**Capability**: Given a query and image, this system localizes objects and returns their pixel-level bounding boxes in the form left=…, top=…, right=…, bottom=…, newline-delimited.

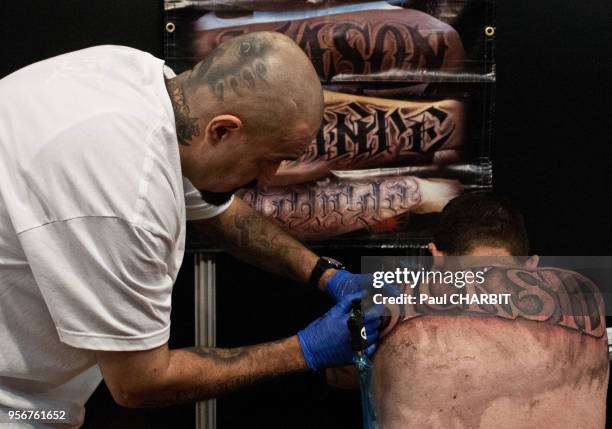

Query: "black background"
left=2, top=0, right=611, bottom=428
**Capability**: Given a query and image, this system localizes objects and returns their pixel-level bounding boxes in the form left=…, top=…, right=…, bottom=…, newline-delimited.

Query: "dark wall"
left=2, top=0, right=611, bottom=428
left=494, top=0, right=612, bottom=255
left=1, top=0, right=163, bottom=77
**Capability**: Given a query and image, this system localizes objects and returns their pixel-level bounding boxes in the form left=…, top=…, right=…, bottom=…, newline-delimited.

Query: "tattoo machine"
left=347, top=299, right=379, bottom=429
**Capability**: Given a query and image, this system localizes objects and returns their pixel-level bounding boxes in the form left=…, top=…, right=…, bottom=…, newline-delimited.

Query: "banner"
left=165, top=0, right=495, bottom=245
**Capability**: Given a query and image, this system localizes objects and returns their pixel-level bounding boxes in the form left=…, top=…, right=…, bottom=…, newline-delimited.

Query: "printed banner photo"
left=165, top=0, right=495, bottom=245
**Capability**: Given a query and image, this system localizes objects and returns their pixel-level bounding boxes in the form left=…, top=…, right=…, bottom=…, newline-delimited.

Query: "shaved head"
left=184, top=31, right=323, bottom=142
left=168, top=31, right=324, bottom=194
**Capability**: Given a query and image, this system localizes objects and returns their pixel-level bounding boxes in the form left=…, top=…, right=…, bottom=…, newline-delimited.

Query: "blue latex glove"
left=325, top=270, right=372, bottom=302
left=297, top=292, right=383, bottom=371
left=326, top=270, right=401, bottom=303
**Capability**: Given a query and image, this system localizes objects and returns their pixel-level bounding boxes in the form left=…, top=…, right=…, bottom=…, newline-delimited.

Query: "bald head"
left=184, top=31, right=323, bottom=141
left=171, top=32, right=324, bottom=193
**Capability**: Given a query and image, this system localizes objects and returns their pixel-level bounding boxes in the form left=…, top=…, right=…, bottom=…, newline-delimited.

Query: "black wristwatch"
left=309, top=256, right=346, bottom=289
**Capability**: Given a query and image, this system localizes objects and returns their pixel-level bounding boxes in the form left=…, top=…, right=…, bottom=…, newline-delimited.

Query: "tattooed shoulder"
left=381, top=267, right=606, bottom=339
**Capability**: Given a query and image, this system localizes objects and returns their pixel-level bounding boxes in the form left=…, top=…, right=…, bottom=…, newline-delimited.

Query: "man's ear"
left=206, top=115, right=243, bottom=144
left=524, top=255, right=539, bottom=269
left=428, top=242, right=445, bottom=257
left=428, top=242, right=446, bottom=269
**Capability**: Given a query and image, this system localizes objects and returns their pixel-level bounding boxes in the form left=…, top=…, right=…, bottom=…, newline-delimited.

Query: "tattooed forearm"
left=236, top=176, right=459, bottom=240
left=271, top=92, right=464, bottom=186
left=134, top=337, right=307, bottom=407
left=192, top=198, right=319, bottom=283
left=193, top=9, right=465, bottom=82
left=239, top=177, right=422, bottom=240
left=165, top=78, right=200, bottom=146
left=380, top=267, right=606, bottom=339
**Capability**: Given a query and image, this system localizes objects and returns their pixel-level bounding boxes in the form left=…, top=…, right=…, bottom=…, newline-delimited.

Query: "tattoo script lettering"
left=382, top=267, right=606, bottom=338
left=237, top=177, right=421, bottom=236
left=293, top=21, right=448, bottom=80
left=202, top=15, right=451, bottom=81
left=296, top=103, right=455, bottom=165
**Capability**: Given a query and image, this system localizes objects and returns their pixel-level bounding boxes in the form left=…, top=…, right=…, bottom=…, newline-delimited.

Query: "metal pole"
left=194, top=252, right=216, bottom=429
left=608, top=328, right=612, bottom=362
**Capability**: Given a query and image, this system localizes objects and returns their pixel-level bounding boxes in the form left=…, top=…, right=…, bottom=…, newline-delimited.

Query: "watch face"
left=322, top=257, right=344, bottom=269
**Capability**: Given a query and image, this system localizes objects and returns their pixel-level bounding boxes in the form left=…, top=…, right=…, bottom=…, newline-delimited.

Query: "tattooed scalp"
left=181, top=31, right=323, bottom=143
left=190, top=33, right=271, bottom=101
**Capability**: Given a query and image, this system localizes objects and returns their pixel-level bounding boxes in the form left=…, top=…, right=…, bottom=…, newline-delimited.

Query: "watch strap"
left=309, top=257, right=345, bottom=289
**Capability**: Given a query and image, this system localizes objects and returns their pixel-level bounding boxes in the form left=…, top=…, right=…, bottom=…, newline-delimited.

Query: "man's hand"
left=297, top=292, right=382, bottom=371
left=324, top=270, right=372, bottom=302
left=95, top=293, right=382, bottom=407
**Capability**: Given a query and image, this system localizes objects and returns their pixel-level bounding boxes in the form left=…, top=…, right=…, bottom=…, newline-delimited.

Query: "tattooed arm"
left=193, top=9, right=465, bottom=81
left=190, top=176, right=458, bottom=278
left=96, top=337, right=306, bottom=407
left=191, top=197, right=332, bottom=286
left=271, top=91, right=465, bottom=186
left=237, top=176, right=461, bottom=240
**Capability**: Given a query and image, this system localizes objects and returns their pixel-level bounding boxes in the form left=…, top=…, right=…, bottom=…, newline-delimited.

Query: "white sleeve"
left=18, top=217, right=174, bottom=351
left=183, top=177, right=234, bottom=221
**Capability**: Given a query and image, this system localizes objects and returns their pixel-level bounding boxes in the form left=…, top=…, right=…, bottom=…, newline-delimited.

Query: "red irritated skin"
left=373, top=316, right=608, bottom=429
left=371, top=262, right=608, bottom=429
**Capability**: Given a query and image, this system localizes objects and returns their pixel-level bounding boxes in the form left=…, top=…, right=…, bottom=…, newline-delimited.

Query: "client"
left=371, top=193, right=608, bottom=428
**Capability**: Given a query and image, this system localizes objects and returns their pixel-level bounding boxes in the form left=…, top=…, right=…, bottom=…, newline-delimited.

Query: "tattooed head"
left=189, top=33, right=271, bottom=101
left=167, top=31, right=323, bottom=196
left=184, top=31, right=323, bottom=139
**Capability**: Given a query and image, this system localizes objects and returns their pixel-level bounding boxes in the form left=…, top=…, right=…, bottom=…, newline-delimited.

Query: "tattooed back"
left=371, top=266, right=609, bottom=428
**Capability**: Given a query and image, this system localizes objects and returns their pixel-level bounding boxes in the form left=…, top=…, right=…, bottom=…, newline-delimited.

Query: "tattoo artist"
left=0, top=30, right=381, bottom=425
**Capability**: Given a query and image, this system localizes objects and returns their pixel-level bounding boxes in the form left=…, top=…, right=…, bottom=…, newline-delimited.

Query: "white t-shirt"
left=0, top=45, right=232, bottom=428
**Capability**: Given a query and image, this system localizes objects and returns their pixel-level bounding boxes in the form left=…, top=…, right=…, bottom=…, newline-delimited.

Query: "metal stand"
left=608, top=328, right=612, bottom=362
left=194, top=253, right=217, bottom=429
